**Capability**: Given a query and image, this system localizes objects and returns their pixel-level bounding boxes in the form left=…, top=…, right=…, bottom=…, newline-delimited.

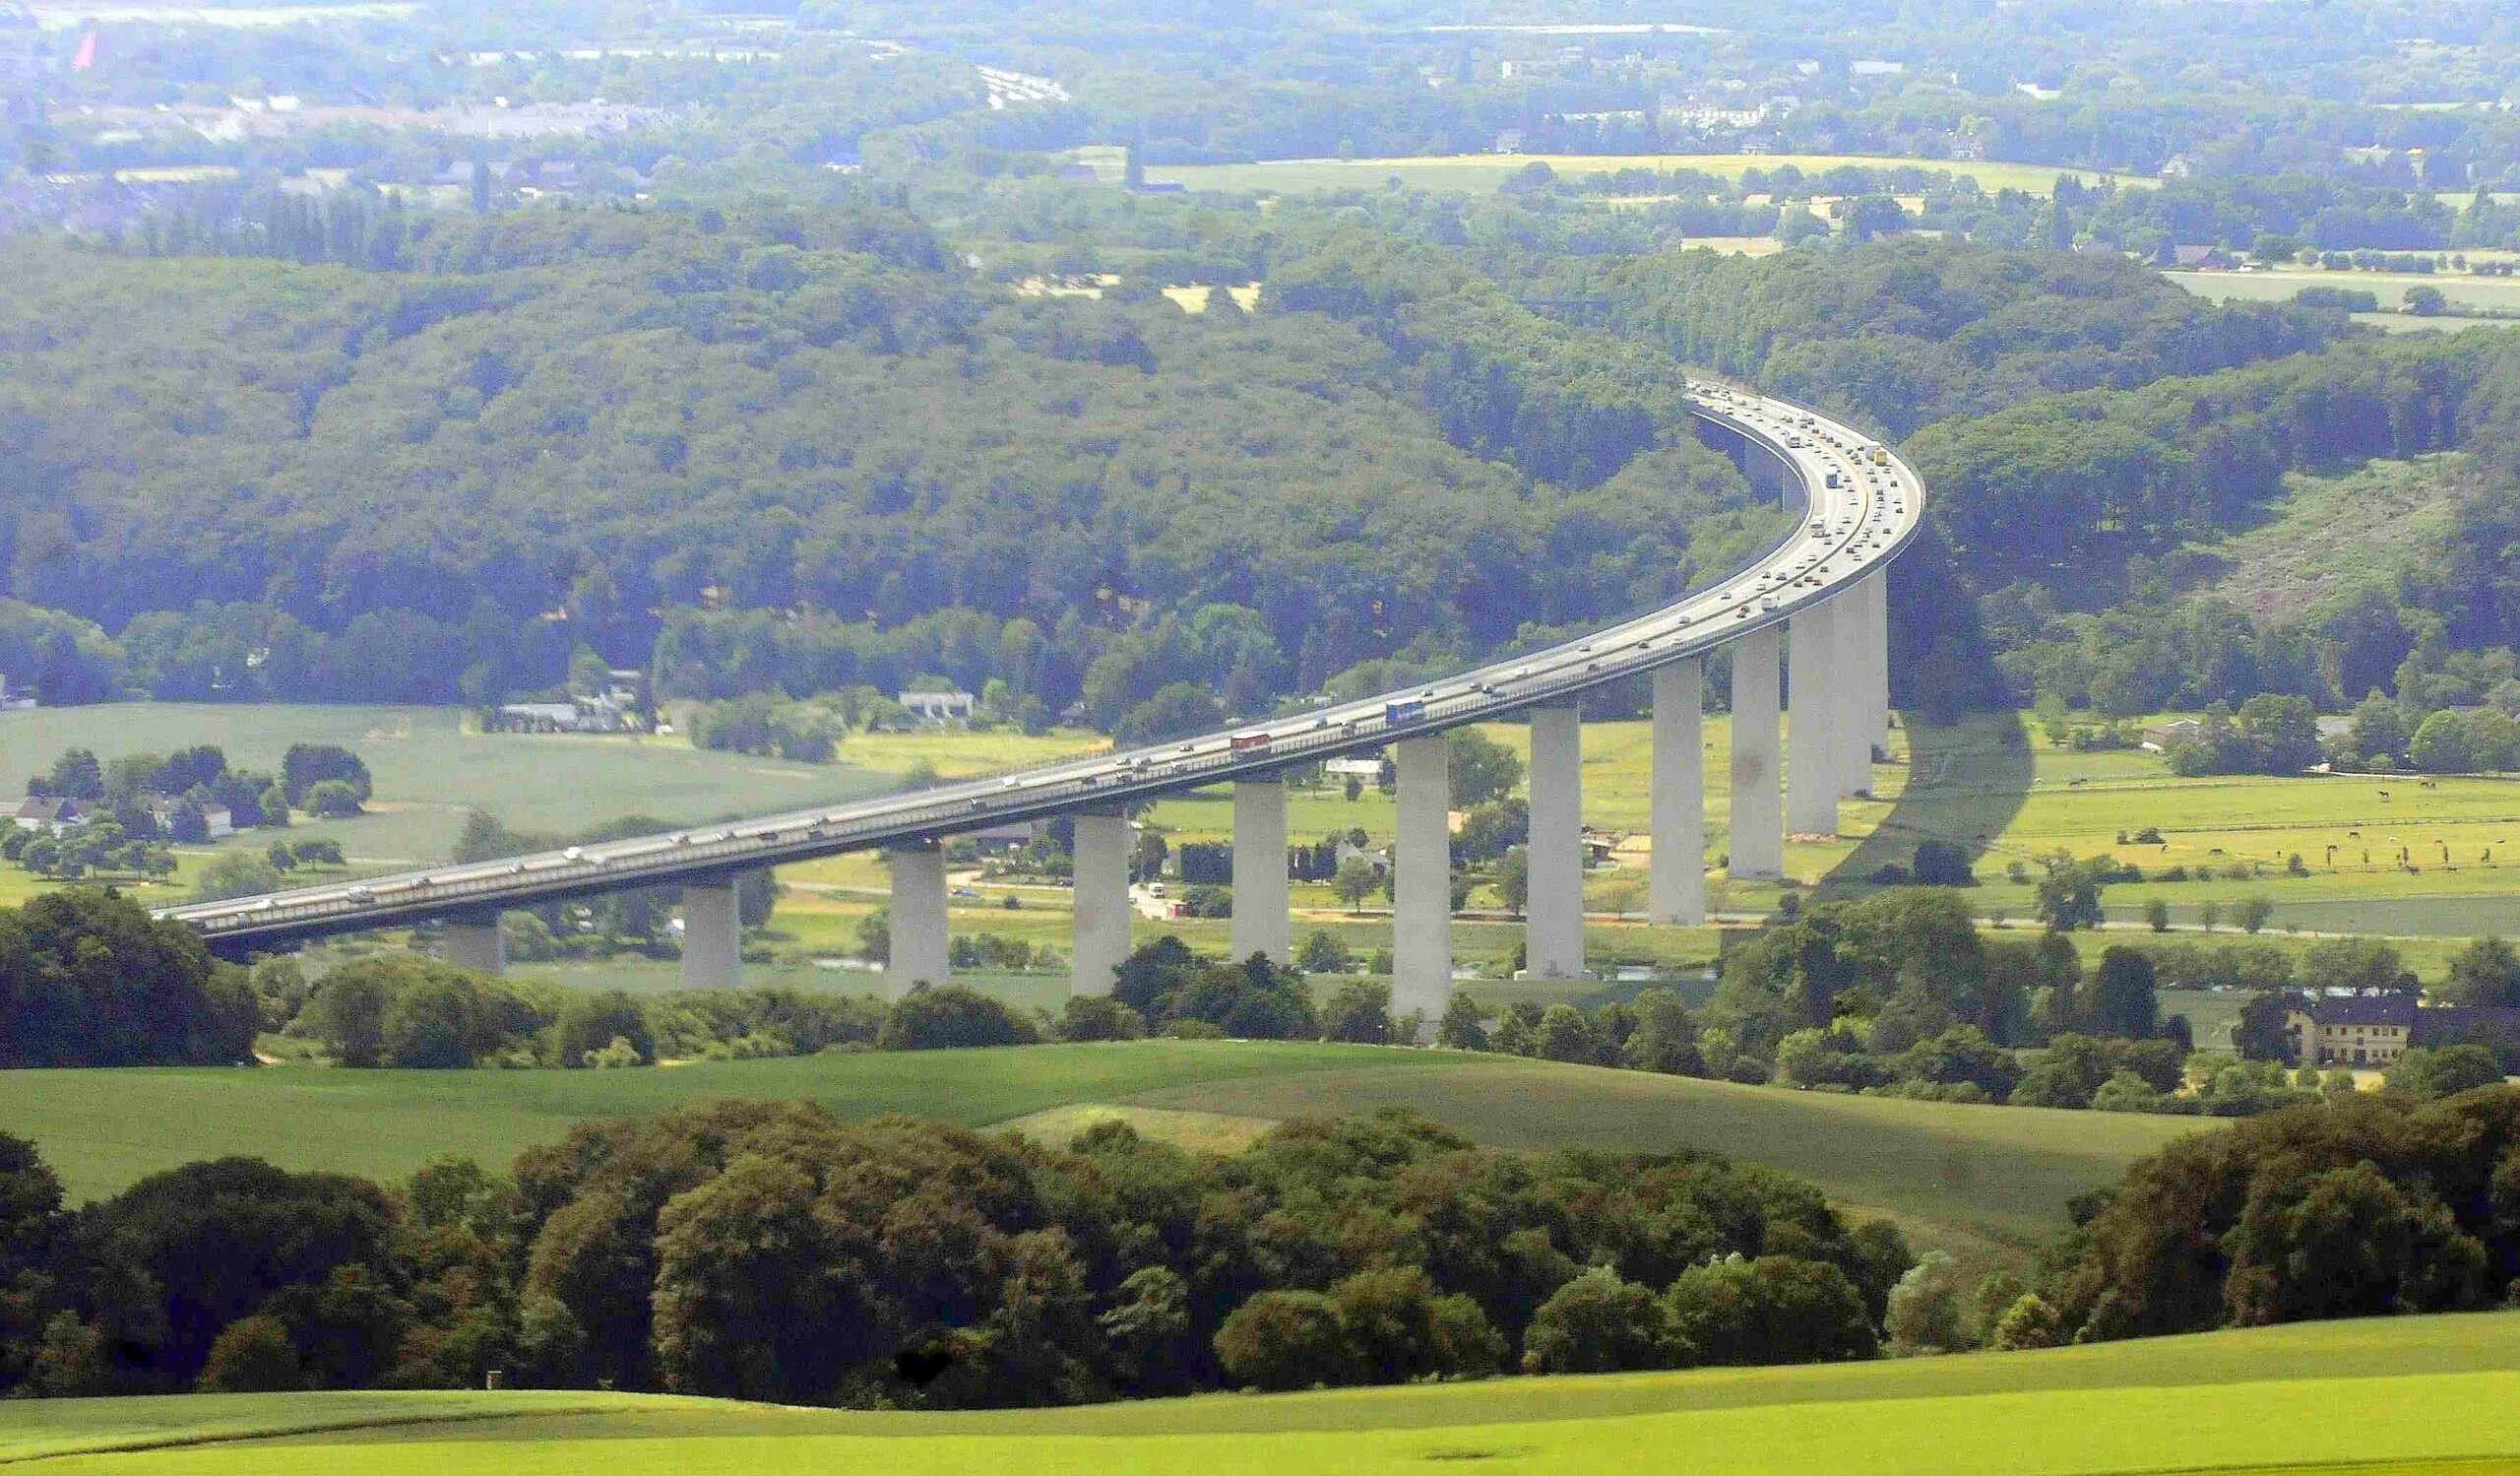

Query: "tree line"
left=0, top=1105, right=1911, bottom=1403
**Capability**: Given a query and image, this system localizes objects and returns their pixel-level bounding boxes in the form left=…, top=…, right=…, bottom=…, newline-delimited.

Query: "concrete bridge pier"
left=441, top=911, right=506, bottom=975
left=1788, top=603, right=1842, bottom=839
left=1649, top=660, right=1706, bottom=927
left=1832, top=589, right=1871, bottom=798
left=679, top=877, right=743, bottom=990
left=1230, top=777, right=1291, bottom=964
left=1526, top=704, right=1585, bottom=980
left=1730, top=623, right=1785, bottom=879
left=1863, top=571, right=1894, bottom=754
left=1070, top=810, right=1131, bottom=996
left=885, top=844, right=949, bottom=996
left=1393, top=733, right=1452, bottom=1028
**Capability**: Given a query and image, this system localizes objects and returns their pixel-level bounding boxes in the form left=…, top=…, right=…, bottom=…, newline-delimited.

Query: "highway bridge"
left=159, top=382, right=1925, bottom=1026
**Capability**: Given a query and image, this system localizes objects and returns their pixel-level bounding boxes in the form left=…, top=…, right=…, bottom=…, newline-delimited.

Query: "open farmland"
left=1132, top=153, right=2128, bottom=197
left=8, top=1315, right=2516, bottom=1476
left=0, top=703, right=884, bottom=869
left=0, top=1041, right=1460, bottom=1201
left=2166, top=267, right=2520, bottom=316
left=1845, top=714, right=2520, bottom=940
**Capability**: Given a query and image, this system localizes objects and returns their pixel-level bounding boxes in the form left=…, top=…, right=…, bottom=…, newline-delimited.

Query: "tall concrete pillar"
left=1393, top=734, right=1452, bottom=1026
left=679, top=878, right=743, bottom=990
left=1230, top=777, right=1291, bottom=964
left=1833, top=588, right=1871, bottom=798
left=1070, top=811, right=1131, bottom=996
left=441, top=911, right=505, bottom=974
left=885, top=845, right=948, bottom=996
left=1730, top=623, right=1784, bottom=880
left=1650, top=660, right=1707, bottom=927
left=1788, top=605, right=1840, bottom=837
left=1865, top=572, right=1894, bottom=752
left=1526, top=704, right=1585, bottom=980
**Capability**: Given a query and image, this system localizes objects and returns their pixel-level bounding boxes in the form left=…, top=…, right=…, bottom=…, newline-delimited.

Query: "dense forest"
left=17, top=209, right=2520, bottom=730
left=0, top=209, right=1778, bottom=725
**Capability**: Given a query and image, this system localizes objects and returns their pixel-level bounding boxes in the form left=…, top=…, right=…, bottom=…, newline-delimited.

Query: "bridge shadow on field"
left=1817, top=528, right=2036, bottom=900
left=1824, top=709, right=2037, bottom=892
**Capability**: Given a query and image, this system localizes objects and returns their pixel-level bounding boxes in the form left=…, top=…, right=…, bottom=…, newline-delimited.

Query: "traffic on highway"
left=159, top=383, right=1924, bottom=948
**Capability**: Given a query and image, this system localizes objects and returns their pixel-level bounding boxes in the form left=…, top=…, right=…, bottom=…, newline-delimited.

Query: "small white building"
left=0, top=674, right=33, bottom=711
left=491, top=692, right=638, bottom=734
left=147, top=797, right=234, bottom=839
left=11, top=798, right=91, bottom=832
left=1324, top=756, right=1384, bottom=781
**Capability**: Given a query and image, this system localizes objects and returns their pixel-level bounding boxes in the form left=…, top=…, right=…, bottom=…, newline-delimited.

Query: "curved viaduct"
left=160, top=383, right=1924, bottom=1025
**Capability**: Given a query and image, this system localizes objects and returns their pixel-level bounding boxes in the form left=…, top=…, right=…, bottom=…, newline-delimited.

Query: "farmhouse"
left=2288, top=995, right=2417, bottom=1067
left=9, top=797, right=91, bottom=832
left=2284, top=995, right=2520, bottom=1067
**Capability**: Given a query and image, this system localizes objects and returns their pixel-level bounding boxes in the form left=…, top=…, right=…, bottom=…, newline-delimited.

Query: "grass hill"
left=0, top=1042, right=1457, bottom=1202
left=2178, top=454, right=2473, bottom=625
left=8, top=1313, right=2516, bottom=1474
left=0, top=1042, right=2208, bottom=1279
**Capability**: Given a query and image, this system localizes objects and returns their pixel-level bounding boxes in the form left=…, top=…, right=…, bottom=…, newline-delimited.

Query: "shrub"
left=1295, top=930, right=1351, bottom=974
left=1319, top=979, right=1393, bottom=1044
left=1520, top=1267, right=1683, bottom=1375
left=301, top=780, right=366, bottom=818
left=1883, top=1251, right=1966, bottom=1354
left=554, top=990, right=654, bottom=1067
left=1664, top=1255, right=1877, bottom=1366
left=2384, top=1045, right=2504, bottom=1101
left=1214, top=1291, right=1354, bottom=1390
left=2090, top=1071, right=2167, bottom=1113
left=196, top=1314, right=307, bottom=1393
left=1436, top=991, right=1489, bottom=1051
left=1986, top=1293, right=2063, bottom=1350
left=1911, top=839, right=1975, bottom=886
left=1057, top=995, right=1145, bottom=1042
left=879, top=985, right=1040, bottom=1051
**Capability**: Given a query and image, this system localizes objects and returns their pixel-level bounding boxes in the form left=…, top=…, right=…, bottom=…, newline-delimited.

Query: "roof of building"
left=2417, top=1004, right=2520, bottom=1046
left=2307, top=994, right=2419, bottom=1028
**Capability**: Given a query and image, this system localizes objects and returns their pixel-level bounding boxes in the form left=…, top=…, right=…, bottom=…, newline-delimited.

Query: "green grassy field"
left=1847, top=713, right=2520, bottom=941
left=0, top=705, right=1103, bottom=876
left=2355, top=311, right=2520, bottom=334
left=11, top=1315, right=2518, bottom=1475
left=0, top=703, right=883, bottom=871
left=1106, top=1054, right=2203, bottom=1274
left=1130, top=152, right=2129, bottom=197
left=0, top=1041, right=2204, bottom=1283
left=0, top=1042, right=1464, bottom=1202
left=2167, top=267, right=2520, bottom=315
